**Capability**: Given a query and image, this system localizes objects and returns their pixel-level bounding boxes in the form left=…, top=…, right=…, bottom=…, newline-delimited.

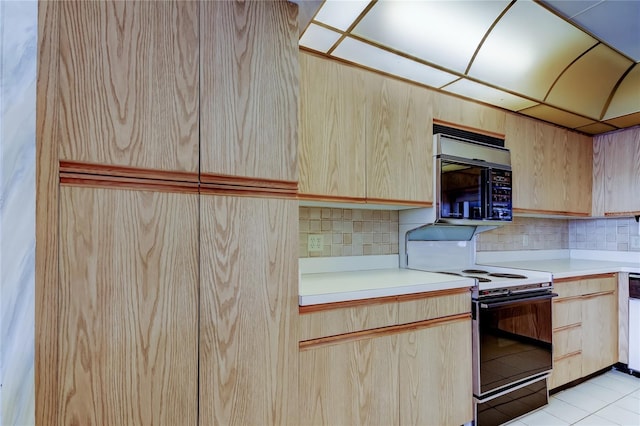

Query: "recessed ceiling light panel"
left=603, top=65, right=640, bottom=120
left=331, top=37, right=458, bottom=89
left=352, top=0, right=510, bottom=73
left=469, top=0, right=597, bottom=100
left=314, top=0, right=371, bottom=32
left=443, top=79, right=538, bottom=111
left=300, top=23, right=342, bottom=53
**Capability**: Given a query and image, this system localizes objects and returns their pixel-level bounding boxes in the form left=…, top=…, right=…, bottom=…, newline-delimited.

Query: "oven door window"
left=478, top=296, right=553, bottom=395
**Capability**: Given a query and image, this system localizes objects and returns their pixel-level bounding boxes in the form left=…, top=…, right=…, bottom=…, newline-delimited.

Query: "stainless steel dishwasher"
left=629, top=274, right=640, bottom=372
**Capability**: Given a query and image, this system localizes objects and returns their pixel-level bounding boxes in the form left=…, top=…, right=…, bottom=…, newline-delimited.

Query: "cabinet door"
left=581, top=292, right=618, bottom=376
left=399, top=318, right=473, bottom=426
left=366, top=74, right=433, bottom=205
left=601, top=127, right=640, bottom=215
left=200, top=195, right=298, bottom=425
left=299, top=334, right=399, bottom=426
left=299, top=52, right=367, bottom=199
left=59, top=1, right=199, bottom=172
left=564, top=131, right=593, bottom=215
left=200, top=1, right=298, bottom=181
left=506, top=114, right=544, bottom=213
left=58, top=187, right=198, bottom=425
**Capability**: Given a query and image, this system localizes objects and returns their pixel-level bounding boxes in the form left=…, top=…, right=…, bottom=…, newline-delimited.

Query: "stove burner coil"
left=467, top=275, right=492, bottom=282
left=435, top=271, right=463, bottom=276
left=462, top=269, right=489, bottom=274
left=488, top=272, right=528, bottom=279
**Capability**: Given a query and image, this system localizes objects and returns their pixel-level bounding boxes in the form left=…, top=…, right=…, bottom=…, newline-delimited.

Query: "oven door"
left=473, top=291, right=555, bottom=397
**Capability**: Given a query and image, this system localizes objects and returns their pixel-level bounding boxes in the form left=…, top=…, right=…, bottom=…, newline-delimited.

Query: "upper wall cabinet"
left=200, top=1, right=298, bottom=182
left=299, top=53, right=367, bottom=200
left=432, top=90, right=506, bottom=136
left=59, top=1, right=199, bottom=173
left=506, top=114, right=592, bottom=216
left=365, top=73, right=433, bottom=205
left=299, top=53, right=433, bottom=206
left=593, top=127, right=640, bottom=216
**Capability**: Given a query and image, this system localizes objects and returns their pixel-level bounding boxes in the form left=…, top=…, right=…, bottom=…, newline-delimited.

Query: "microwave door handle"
left=480, top=293, right=558, bottom=309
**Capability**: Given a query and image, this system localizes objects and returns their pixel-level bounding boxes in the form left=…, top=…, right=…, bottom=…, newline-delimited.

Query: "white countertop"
left=478, top=257, right=640, bottom=279
left=299, top=268, right=473, bottom=306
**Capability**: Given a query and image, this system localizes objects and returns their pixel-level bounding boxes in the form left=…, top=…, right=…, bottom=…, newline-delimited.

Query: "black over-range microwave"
left=435, top=134, right=512, bottom=225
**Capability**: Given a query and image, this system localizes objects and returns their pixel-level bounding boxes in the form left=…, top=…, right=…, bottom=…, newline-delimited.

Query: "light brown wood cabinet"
left=505, top=114, right=593, bottom=217
left=200, top=195, right=299, bottom=425
left=299, top=52, right=434, bottom=206
left=58, top=186, right=199, bottom=425
left=592, top=127, right=640, bottom=216
left=549, top=274, right=618, bottom=390
left=39, top=2, right=300, bottom=425
left=200, top=1, right=298, bottom=182
left=298, top=290, right=473, bottom=426
left=58, top=1, right=200, bottom=173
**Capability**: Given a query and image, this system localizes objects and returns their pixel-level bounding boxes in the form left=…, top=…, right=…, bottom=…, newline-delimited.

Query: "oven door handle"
left=480, top=293, right=557, bottom=309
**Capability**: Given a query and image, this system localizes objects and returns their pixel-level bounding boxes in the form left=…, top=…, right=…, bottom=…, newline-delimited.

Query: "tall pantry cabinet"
left=36, top=1, right=299, bottom=425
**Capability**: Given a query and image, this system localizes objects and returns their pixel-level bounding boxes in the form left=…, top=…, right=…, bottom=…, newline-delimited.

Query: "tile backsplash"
left=299, top=207, right=399, bottom=257
left=476, top=217, right=569, bottom=251
left=298, top=208, right=639, bottom=257
left=569, top=217, right=639, bottom=251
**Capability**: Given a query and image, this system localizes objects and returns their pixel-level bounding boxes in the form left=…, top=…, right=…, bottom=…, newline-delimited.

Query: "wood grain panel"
left=58, top=187, right=198, bottom=425
left=366, top=72, right=433, bottom=204
left=300, top=301, right=397, bottom=341
left=553, top=298, right=582, bottom=329
left=397, top=292, right=470, bottom=325
left=36, top=1, right=61, bottom=423
left=553, top=324, right=582, bottom=358
left=599, top=127, right=640, bottom=214
left=299, top=333, right=399, bottom=426
left=549, top=352, right=582, bottom=390
left=299, top=52, right=367, bottom=199
left=399, top=318, right=473, bottom=426
left=506, top=114, right=542, bottom=212
left=581, top=292, right=618, bottom=376
left=200, top=195, right=298, bottom=426
left=564, top=131, right=593, bottom=215
left=592, top=138, right=606, bottom=216
left=59, top=1, right=199, bottom=172
left=432, top=90, right=507, bottom=135
left=200, top=1, right=298, bottom=181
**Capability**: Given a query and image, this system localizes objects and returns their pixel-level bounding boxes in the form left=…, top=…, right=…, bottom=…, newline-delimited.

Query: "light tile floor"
left=507, top=369, right=640, bottom=426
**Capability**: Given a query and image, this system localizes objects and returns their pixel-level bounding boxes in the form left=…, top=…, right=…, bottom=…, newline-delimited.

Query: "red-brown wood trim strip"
left=580, top=290, right=615, bottom=300
left=553, top=323, right=582, bottom=333
left=60, top=173, right=200, bottom=194
left=200, top=172, right=297, bottom=191
left=297, top=193, right=367, bottom=204
left=365, top=198, right=432, bottom=207
left=553, top=295, right=583, bottom=303
left=605, top=211, right=640, bottom=217
left=554, top=350, right=582, bottom=362
left=513, top=208, right=590, bottom=217
left=553, top=273, right=616, bottom=283
left=432, top=119, right=505, bottom=139
left=59, top=160, right=199, bottom=183
left=299, top=313, right=471, bottom=351
left=200, top=184, right=297, bottom=199
left=299, top=287, right=471, bottom=314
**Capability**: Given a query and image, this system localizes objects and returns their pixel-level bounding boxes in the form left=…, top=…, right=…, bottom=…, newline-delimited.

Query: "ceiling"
left=297, top=0, right=640, bottom=135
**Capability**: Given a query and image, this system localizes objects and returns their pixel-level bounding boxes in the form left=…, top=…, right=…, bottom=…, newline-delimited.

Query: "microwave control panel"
left=488, top=169, right=512, bottom=220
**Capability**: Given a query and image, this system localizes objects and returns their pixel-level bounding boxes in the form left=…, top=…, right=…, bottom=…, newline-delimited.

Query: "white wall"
left=1, top=1, right=37, bottom=424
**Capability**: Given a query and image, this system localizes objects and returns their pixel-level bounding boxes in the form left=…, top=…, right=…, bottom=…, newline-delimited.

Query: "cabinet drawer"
left=553, top=324, right=581, bottom=358
left=554, top=280, right=584, bottom=299
left=582, top=276, right=616, bottom=295
left=553, top=298, right=582, bottom=329
left=300, top=302, right=397, bottom=341
left=549, top=352, right=582, bottom=390
left=397, top=291, right=470, bottom=325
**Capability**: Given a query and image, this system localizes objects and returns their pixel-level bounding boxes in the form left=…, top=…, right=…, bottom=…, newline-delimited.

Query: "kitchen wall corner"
left=0, top=1, right=37, bottom=424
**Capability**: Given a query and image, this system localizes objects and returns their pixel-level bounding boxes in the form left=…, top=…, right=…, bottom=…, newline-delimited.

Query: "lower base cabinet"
left=549, top=275, right=618, bottom=390
left=298, top=292, right=472, bottom=426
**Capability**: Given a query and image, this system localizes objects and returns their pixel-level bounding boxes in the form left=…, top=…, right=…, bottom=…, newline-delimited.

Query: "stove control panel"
left=474, top=282, right=552, bottom=299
